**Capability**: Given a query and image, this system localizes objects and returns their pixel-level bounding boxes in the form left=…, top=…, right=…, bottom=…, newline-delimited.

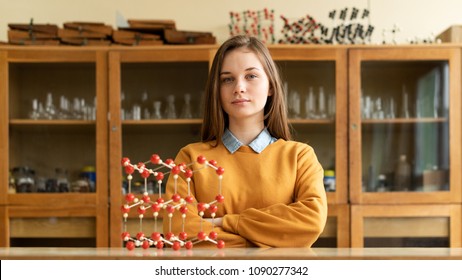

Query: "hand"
left=204, top=217, right=223, bottom=227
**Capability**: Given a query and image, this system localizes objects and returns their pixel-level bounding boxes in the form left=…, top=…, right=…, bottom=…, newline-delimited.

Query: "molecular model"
left=279, top=14, right=322, bottom=44
left=120, top=154, right=225, bottom=251
left=279, top=7, right=374, bottom=45
left=228, top=8, right=276, bottom=44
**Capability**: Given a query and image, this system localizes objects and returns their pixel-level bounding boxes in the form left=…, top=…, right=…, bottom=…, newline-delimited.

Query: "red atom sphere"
left=121, top=157, right=130, bottom=166
left=136, top=232, right=145, bottom=240
left=209, top=231, right=218, bottom=240
left=150, top=154, right=160, bottom=164
left=166, top=205, right=175, bottom=214
left=217, top=240, right=225, bottom=249
left=156, top=197, right=164, bottom=205
left=141, top=169, right=150, bottom=178
left=171, top=166, right=181, bottom=175
left=156, top=241, right=164, bottom=249
left=208, top=159, right=217, bottom=167
left=152, top=203, right=161, bottom=212
left=177, top=162, right=186, bottom=169
left=121, top=205, right=130, bottom=213
left=126, top=241, right=135, bottom=250
left=142, top=240, right=150, bottom=249
left=197, top=155, right=206, bottom=164
left=216, top=167, right=225, bottom=175
left=172, top=241, right=181, bottom=251
left=179, top=205, right=188, bottom=214
left=155, top=172, right=164, bottom=181
left=165, top=232, right=175, bottom=241
left=197, top=203, right=206, bottom=212
left=137, top=206, right=146, bottom=215
left=209, top=204, right=218, bottom=213
left=125, top=193, right=135, bottom=203
left=185, top=241, right=193, bottom=250
left=165, top=158, right=174, bottom=166
left=137, top=162, right=145, bottom=170
left=197, top=231, right=207, bottom=240
left=185, top=195, right=194, bottom=203
left=184, top=169, right=193, bottom=178
left=142, top=195, right=150, bottom=203
left=179, top=232, right=188, bottom=240
left=121, top=232, right=130, bottom=240
left=172, top=193, right=181, bottom=202
left=215, top=194, right=225, bottom=203
left=124, top=165, right=134, bottom=175
left=151, top=232, right=162, bottom=241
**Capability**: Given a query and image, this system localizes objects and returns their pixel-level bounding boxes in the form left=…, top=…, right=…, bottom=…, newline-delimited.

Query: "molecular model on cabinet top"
left=121, top=154, right=225, bottom=251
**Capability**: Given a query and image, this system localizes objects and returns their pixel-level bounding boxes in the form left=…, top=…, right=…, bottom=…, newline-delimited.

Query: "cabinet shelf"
left=122, top=119, right=202, bottom=125
left=8, top=193, right=98, bottom=207
left=361, top=117, right=447, bottom=124
left=10, top=119, right=96, bottom=125
left=289, top=119, right=335, bottom=124
left=121, top=119, right=336, bottom=125
left=9, top=119, right=96, bottom=133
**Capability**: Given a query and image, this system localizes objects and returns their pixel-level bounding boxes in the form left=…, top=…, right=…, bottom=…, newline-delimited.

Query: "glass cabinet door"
left=0, top=48, right=109, bottom=247
left=349, top=47, right=461, bottom=204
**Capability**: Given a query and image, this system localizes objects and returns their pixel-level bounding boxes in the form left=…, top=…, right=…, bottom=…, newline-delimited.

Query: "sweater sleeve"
left=162, top=146, right=251, bottom=248
left=222, top=144, right=328, bottom=247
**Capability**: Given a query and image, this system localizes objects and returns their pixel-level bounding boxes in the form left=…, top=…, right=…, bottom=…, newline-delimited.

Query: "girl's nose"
left=234, top=79, right=246, bottom=94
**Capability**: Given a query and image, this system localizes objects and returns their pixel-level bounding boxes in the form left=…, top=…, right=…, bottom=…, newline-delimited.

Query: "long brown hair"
left=201, top=35, right=292, bottom=144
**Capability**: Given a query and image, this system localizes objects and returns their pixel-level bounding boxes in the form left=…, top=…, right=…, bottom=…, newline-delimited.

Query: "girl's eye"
left=246, top=74, right=257, bottom=79
left=221, top=77, right=233, bottom=83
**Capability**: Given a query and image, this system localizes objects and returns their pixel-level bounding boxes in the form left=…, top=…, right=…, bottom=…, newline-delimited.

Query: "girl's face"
left=219, top=47, right=271, bottom=124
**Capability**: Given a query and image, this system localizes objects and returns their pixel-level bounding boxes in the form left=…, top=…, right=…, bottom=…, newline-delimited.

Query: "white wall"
left=1, top=0, right=462, bottom=44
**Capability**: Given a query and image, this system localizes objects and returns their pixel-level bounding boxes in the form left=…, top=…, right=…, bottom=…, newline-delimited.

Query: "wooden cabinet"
left=348, top=46, right=462, bottom=247
left=1, top=44, right=461, bottom=248
left=0, top=47, right=109, bottom=247
left=349, top=46, right=461, bottom=204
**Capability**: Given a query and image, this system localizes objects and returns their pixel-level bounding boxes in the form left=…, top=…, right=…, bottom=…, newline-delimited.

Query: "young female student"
left=162, top=35, right=327, bottom=247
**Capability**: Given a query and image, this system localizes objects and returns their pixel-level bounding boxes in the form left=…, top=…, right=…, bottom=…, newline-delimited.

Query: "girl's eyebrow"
left=220, top=67, right=262, bottom=75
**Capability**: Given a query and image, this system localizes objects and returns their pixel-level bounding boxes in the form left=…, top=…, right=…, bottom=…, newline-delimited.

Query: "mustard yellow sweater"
left=162, top=139, right=327, bottom=247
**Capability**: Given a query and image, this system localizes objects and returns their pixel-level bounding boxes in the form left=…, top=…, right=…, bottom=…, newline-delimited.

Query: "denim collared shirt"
left=222, top=128, right=277, bottom=154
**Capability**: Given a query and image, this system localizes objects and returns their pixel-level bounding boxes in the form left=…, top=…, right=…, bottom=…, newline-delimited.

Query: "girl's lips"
left=232, top=99, right=250, bottom=104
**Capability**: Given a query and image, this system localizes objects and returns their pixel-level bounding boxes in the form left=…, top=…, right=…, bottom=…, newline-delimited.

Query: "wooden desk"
left=1, top=247, right=462, bottom=260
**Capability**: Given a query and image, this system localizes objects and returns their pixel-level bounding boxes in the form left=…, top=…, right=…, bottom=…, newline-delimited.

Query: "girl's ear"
left=268, top=86, right=274, bottom=96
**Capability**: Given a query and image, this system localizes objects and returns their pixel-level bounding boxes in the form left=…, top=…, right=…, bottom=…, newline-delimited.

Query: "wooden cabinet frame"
left=351, top=204, right=462, bottom=247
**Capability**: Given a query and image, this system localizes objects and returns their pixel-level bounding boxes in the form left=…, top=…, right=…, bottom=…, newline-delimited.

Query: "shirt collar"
left=222, top=128, right=276, bottom=154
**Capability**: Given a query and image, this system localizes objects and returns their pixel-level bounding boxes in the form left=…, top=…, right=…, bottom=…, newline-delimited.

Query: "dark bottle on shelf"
left=56, top=168, right=70, bottom=192
left=12, top=166, right=35, bottom=193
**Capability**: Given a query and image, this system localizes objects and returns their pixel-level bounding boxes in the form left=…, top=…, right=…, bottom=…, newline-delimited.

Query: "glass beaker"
left=165, top=94, right=177, bottom=119
left=152, top=101, right=162, bottom=119
left=180, top=93, right=193, bottom=119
